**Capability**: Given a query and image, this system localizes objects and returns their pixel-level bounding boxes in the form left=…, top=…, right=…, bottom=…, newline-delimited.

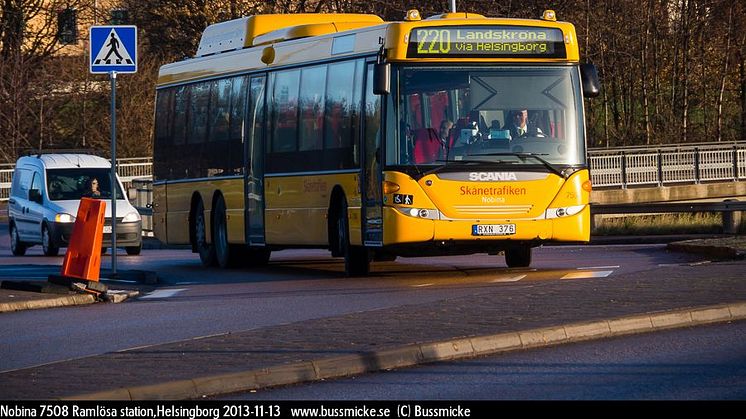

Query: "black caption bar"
left=0, top=401, right=720, bottom=418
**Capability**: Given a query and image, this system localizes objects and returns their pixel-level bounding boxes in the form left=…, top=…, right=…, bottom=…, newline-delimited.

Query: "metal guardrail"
left=591, top=200, right=746, bottom=215
left=591, top=200, right=746, bottom=235
left=0, top=157, right=152, bottom=201
left=3, top=143, right=746, bottom=197
left=588, top=142, right=746, bottom=188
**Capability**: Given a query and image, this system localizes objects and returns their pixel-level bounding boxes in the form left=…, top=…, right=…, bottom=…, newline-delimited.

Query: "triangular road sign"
left=93, top=29, right=134, bottom=65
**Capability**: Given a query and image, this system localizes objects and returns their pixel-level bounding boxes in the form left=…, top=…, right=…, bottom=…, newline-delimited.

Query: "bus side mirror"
left=373, top=63, right=390, bottom=95
left=580, top=64, right=601, bottom=98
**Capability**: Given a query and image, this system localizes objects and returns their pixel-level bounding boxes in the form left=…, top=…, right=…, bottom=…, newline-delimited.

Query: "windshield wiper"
left=421, top=159, right=493, bottom=177
left=476, top=152, right=565, bottom=177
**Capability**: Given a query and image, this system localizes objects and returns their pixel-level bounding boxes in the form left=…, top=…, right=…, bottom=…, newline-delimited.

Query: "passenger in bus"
left=508, top=109, right=545, bottom=139
left=439, top=119, right=454, bottom=152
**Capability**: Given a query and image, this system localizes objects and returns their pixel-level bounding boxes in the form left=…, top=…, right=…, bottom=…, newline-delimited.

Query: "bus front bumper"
left=382, top=206, right=590, bottom=246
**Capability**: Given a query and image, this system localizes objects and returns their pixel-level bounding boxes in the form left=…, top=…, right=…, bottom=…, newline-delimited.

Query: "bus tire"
left=337, top=199, right=370, bottom=276
left=194, top=199, right=216, bottom=267
left=505, top=246, right=532, bottom=268
left=212, top=196, right=236, bottom=268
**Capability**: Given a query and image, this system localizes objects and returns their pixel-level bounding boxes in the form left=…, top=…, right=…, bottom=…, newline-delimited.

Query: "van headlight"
left=55, top=213, right=76, bottom=223
left=545, top=205, right=585, bottom=219
left=122, top=211, right=141, bottom=223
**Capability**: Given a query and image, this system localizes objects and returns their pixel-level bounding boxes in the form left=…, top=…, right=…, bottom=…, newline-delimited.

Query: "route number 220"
left=416, top=29, right=452, bottom=54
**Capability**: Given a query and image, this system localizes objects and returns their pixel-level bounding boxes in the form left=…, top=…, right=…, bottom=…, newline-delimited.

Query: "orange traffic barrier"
left=60, top=197, right=106, bottom=282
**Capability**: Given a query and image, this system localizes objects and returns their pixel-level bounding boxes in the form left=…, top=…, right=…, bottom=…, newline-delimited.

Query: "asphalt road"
left=0, top=222, right=707, bottom=373
left=225, top=320, right=746, bottom=400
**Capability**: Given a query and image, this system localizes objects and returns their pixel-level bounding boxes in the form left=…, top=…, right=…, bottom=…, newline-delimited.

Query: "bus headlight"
left=545, top=205, right=585, bottom=219
left=122, top=211, right=141, bottom=223
left=397, top=207, right=441, bottom=220
left=55, top=213, right=76, bottom=223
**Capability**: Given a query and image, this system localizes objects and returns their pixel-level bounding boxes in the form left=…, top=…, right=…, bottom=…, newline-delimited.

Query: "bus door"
left=361, top=63, right=383, bottom=246
left=245, top=75, right=267, bottom=245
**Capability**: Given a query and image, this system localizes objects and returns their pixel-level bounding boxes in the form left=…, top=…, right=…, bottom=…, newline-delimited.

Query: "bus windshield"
left=388, top=66, right=585, bottom=170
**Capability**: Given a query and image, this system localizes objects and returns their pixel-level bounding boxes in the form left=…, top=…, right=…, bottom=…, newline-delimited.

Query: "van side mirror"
left=580, top=64, right=601, bottom=98
left=373, top=63, right=390, bottom=95
left=29, top=188, right=42, bottom=204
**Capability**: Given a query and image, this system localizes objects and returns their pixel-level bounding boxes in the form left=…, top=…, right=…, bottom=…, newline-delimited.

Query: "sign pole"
left=90, top=25, right=136, bottom=278
left=110, top=70, right=117, bottom=276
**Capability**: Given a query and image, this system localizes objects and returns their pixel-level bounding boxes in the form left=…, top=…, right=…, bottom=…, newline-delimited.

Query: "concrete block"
left=519, top=327, right=568, bottom=347
left=470, top=333, right=522, bottom=355
left=420, top=339, right=475, bottom=362
left=608, top=315, right=653, bottom=334
left=564, top=321, right=611, bottom=340
left=518, top=330, right=545, bottom=347
left=127, top=379, right=198, bottom=400
left=193, top=371, right=259, bottom=397
left=518, top=330, right=544, bottom=348
left=650, top=311, right=692, bottom=329
left=367, top=345, right=423, bottom=370
left=254, top=362, right=317, bottom=388
left=728, top=303, right=746, bottom=319
left=539, top=327, right=568, bottom=344
left=690, top=307, right=732, bottom=323
left=313, top=354, right=372, bottom=379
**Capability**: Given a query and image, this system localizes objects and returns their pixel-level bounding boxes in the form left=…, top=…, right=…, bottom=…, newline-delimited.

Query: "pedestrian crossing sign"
left=89, top=26, right=137, bottom=74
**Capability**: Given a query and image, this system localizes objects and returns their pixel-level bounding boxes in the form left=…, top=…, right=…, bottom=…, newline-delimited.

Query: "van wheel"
left=194, top=199, right=216, bottom=267
left=212, top=196, right=236, bottom=268
left=505, top=246, right=532, bottom=268
left=125, top=244, right=142, bottom=255
left=42, top=224, right=59, bottom=256
left=337, top=199, right=369, bottom=276
left=10, top=223, right=27, bottom=256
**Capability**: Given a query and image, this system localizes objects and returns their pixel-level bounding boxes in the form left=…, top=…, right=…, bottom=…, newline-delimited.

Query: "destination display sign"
left=407, top=26, right=566, bottom=59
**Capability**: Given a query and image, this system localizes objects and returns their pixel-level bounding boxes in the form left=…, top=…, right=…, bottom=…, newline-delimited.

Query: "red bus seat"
left=412, top=128, right=441, bottom=164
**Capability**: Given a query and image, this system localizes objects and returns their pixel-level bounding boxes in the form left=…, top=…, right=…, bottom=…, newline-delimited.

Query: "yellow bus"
left=152, top=9, right=600, bottom=275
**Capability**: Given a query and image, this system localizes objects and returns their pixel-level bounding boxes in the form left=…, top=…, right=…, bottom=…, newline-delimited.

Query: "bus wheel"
left=505, top=246, right=532, bottom=268
left=212, top=196, right=236, bottom=268
left=194, top=200, right=216, bottom=267
left=337, top=199, right=370, bottom=276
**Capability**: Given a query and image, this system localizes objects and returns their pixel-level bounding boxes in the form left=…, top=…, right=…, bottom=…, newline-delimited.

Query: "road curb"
left=667, top=240, right=745, bottom=259
left=0, top=293, right=95, bottom=313
left=66, top=301, right=746, bottom=401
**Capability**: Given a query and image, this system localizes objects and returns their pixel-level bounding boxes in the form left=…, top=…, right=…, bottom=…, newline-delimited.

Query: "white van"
left=8, top=153, right=142, bottom=256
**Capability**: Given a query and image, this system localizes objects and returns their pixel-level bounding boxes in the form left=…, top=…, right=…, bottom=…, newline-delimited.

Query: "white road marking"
left=139, top=288, right=187, bottom=299
left=491, top=274, right=526, bottom=283
left=104, top=279, right=138, bottom=284
left=561, top=270, right=614, bottom=280
left=688, top=260, right=711, bottom=266
left=412, top=283, right=433, bottom=288
left=577, top=265, right=620, bottom=270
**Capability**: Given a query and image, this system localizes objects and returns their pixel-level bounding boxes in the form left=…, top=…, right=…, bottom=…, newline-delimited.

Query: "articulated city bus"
left=152, top=9, right=600, bottom=275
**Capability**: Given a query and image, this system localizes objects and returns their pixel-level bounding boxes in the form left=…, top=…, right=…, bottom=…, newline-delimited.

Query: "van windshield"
left=46, top=168, right=124, bottom=201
